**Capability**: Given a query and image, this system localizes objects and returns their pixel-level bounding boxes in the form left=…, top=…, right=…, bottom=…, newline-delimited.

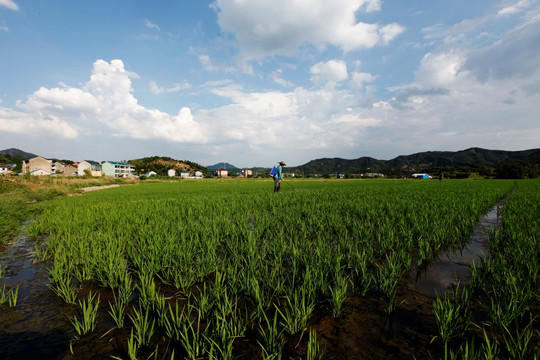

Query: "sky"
left=1, top=0, right=539, bottom=167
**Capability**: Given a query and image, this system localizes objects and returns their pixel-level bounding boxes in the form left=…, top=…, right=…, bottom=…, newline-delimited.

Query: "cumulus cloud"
left=212, top=0, right=404, bottom=58
left=349, top=72, right=376, bottom=90
left=310, top=60, right=348, bottom=87
left=0, top=0, right=18, bottom=11
left=3, top=59, right=207, bottom=142
left=415, top=50, right=467, bottom=87
left=0, top=107, right=78, bottom=139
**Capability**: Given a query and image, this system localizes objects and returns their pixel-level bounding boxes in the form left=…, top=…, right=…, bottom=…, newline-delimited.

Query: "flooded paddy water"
left=0, top=201, right=505, bottom=359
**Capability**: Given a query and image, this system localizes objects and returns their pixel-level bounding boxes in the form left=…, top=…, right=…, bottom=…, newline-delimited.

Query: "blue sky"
left=1, top=0, right=539, bottom=167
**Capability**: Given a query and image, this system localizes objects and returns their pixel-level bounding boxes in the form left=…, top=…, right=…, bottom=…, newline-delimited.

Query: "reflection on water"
left=410, top=201, right=504, bottom=297
left=0, top=222, right=74, bottom=359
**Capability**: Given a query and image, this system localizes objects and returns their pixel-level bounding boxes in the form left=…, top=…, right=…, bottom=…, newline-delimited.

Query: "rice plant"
left=258, top=310, right=285, bottom=360
left=329, top=272, right=348, bottom=318
left=49, top=274, right=77, bottom=304
left=499, top=317, right=536, bottom=360
left=0, top=283, right=19, bottom=307
left=306, top=328, right=326, bottom=360
left=71, top=291, right=100, bottom=336
left=129, top=307, right=156, bottom=348
left=277, top=286, right=316, bottom=335
left=178, top=309, right=210, bottom=360
left=108, top=293, right=126, bottom=329
left=432, top=284, right=471, bottom=357
left=164, top=302, right=188, bottom=342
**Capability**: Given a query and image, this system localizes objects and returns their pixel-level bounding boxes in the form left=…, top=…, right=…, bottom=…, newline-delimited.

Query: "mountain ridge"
left=289, top=147, right=540, bottom=177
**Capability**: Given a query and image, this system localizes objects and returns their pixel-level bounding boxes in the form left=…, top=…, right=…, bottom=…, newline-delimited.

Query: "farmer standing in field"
left=273, top=161, right=286, bottom=193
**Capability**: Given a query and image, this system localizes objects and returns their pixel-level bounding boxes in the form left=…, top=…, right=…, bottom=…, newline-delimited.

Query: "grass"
left=0, top=174, right=129, bottom=245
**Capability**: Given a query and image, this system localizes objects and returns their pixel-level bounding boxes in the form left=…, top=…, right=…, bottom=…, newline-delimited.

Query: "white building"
left=78, top=160, right=103, bottom=177
left=168, top=169, right=176, bottom=177
left=102, top=161, right=135, bottom=178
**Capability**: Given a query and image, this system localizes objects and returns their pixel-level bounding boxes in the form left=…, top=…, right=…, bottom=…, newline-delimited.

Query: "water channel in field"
left=0, top=200, right=505, bottom=359
left=409, top=199, right=505, bottom=298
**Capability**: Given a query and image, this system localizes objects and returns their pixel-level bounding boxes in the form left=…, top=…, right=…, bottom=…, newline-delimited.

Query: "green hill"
left=128, top=156, right=208, bottom=176
left=289, top=148, right=540, bottom=179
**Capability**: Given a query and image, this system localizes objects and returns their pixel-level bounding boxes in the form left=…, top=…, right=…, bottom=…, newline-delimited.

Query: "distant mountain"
left=206, top=162, right=239, bottom=170
left=0, top=148, right=37, bottom=160
left=385, top=147, right=540, bottom=167
left=289, top=147, right=540, bottom=178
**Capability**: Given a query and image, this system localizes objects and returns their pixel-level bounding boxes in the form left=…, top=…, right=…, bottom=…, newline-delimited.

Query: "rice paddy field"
left=0, top=178, right=538, bottom=359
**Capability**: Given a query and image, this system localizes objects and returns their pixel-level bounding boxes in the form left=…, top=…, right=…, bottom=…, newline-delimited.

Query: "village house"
left=180, top=171, right=189, bottom=179
left=168, top=169, right=176, bottom=177
left=62, top=164, right=78, bottom=176
left=23, top=156, right=52, bottom=175
left=30, top=168, right=53, bottom=176
left=240, top=169, right=252, bottom=178
left=78, top=160, right=103, bottom=177
left=52, top=162, right=78, bottom=176
left=101, top=161, right=135, bottom=178
left=214, top=168, right=228, bottom=177
left=0, top=164, right=15, bottom=174
left=194, top=171, right=203, bottom=178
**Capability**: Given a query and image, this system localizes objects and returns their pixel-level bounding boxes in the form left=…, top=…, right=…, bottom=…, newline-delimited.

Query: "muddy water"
left=409, top=201, right=504, bottom=298
left=0, top=201, right=505, bottom=360
left=0, top=222, right=75, bottom=359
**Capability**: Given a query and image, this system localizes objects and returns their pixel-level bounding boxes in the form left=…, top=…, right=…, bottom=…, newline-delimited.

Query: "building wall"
left=63, top=165, right=77, bottom=176
left=102, top=162, right=134, bottom=177
left=24, top=157, right=52, bottom=174
left=78, top=161, right=91, bottom=176
left=78, top=161, right=102, bottom=176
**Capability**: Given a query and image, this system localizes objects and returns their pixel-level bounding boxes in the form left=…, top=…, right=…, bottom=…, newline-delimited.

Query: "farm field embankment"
left=0, top=178, right=538, bottom=359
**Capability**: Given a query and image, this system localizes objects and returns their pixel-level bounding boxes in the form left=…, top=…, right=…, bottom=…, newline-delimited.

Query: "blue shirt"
left=275, top=165, right=283, bottom=180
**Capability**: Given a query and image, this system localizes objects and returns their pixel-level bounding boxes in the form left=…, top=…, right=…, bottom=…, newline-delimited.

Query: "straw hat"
left=279, top=161, right=286, bottom=166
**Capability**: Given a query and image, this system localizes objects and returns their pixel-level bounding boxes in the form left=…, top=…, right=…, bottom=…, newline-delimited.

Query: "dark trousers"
left=273, top=176, right=281, bottom=192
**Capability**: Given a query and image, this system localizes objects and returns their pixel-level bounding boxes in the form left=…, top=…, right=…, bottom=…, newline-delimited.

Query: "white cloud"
left=198, top=53, right=238, bottom=73
left=497, top=0, right=533, bottom=16
left=0, top=107, right=78, bottom=139
left=414, top=50, right=466, bottom=87
left=349, top=72, right=376, bottom=90
left=310, top=60, right=348, bottom=87
left=149, top=80, right=191, bottom=94
left=3, top=59, right=208, bottom=143
left=0, top=0, right=18, bottom=11
left=268, top=69, right=293, bottom=87
left=211, top=87, right=298, bottom=118
left=212, top=0, right=404, bottom=58
left=144, top=19, right=160, bottom=30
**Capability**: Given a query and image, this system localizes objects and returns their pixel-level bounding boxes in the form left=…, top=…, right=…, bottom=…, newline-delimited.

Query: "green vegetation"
left=290, top=147, right=540, bottom=179
left=128, top=156, right=208, bottom=177
left=0, top=175, right=131, bottom=246
left=2, top=178, right=538, bottom=358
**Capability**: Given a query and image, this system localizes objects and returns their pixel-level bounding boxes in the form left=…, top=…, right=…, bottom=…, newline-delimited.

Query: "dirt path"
left=79, top=184, right=121, bottom=192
